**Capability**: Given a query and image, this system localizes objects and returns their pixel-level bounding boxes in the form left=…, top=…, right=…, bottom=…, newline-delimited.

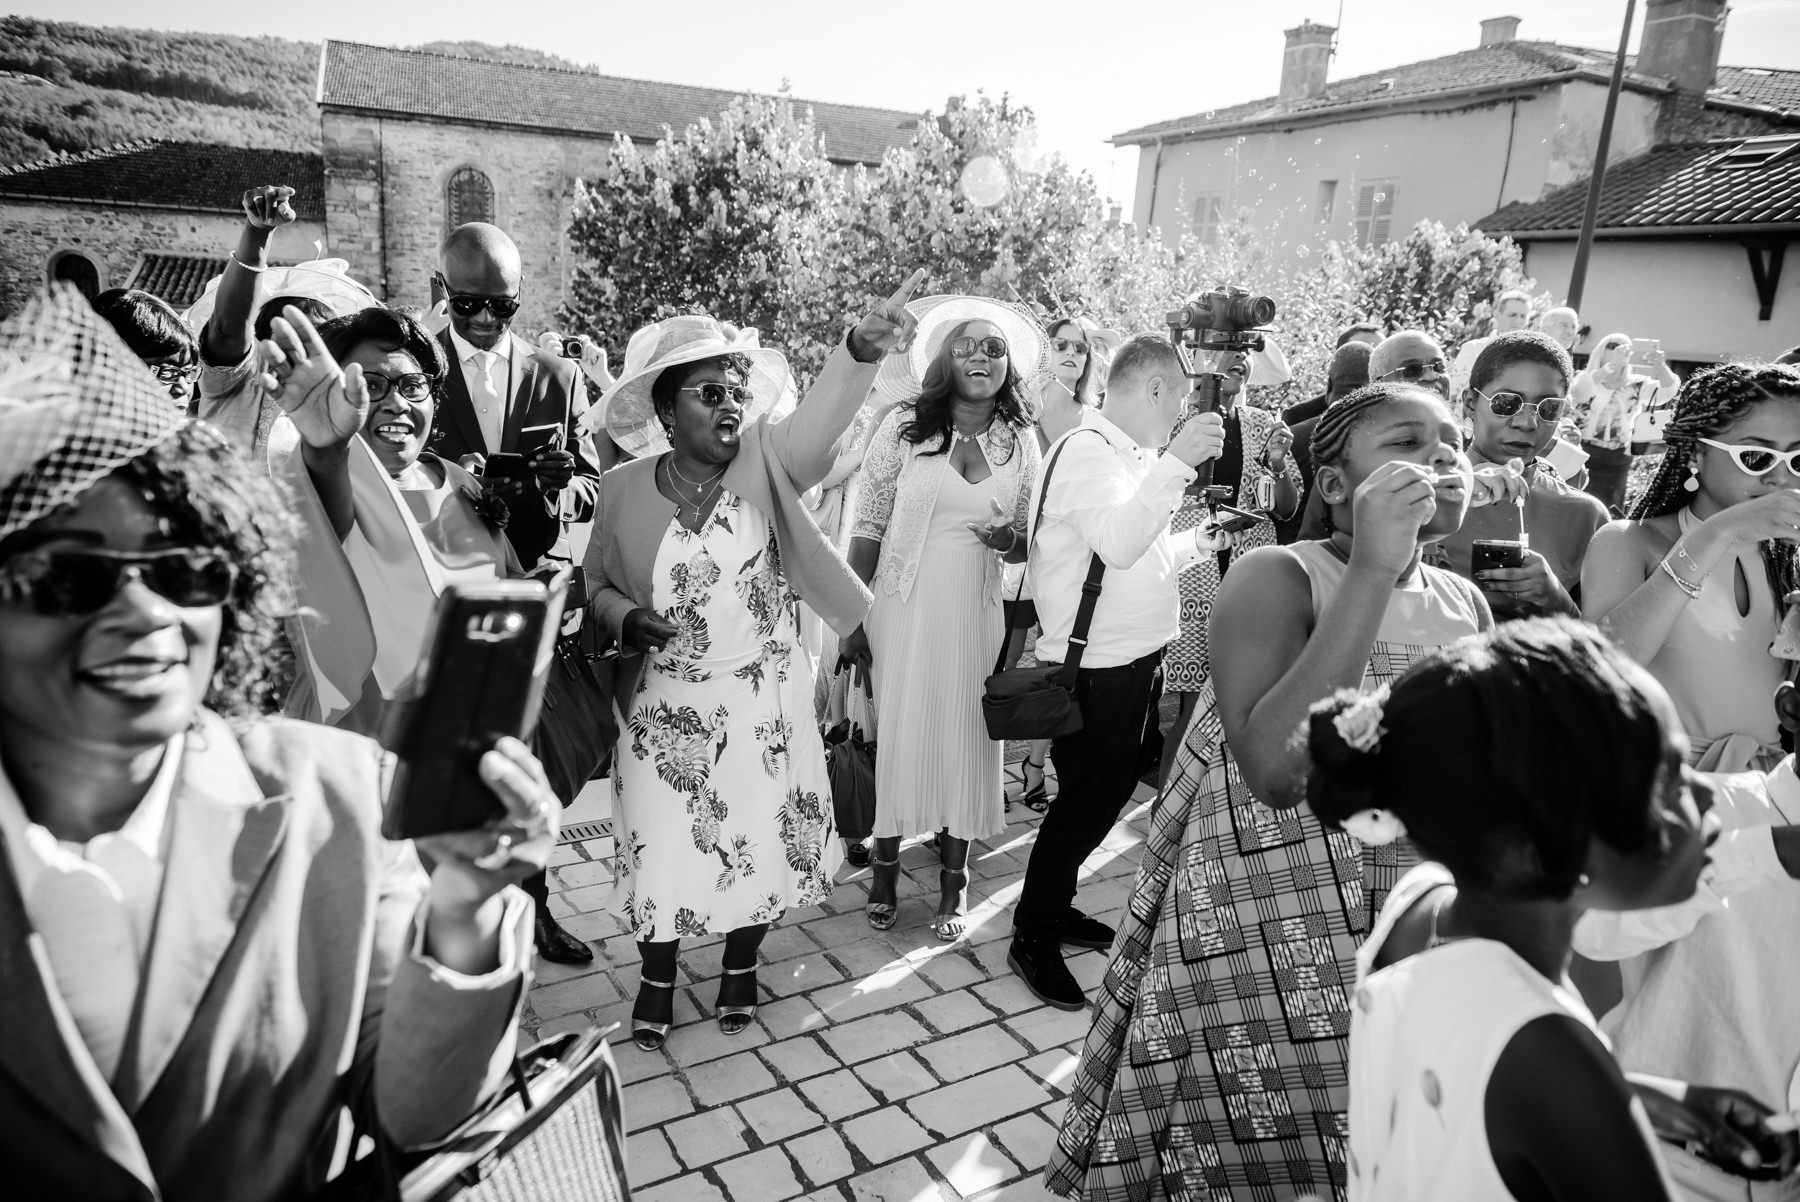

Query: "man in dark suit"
left=429, top=223, right=610, bottom=570
left=429, top=223, right=607, bottom=964
left=1276, top=340, right=1371, bottom=544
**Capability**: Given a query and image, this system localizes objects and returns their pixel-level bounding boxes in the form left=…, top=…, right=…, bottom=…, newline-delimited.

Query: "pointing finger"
left=886, top=268, right=927, bottom=308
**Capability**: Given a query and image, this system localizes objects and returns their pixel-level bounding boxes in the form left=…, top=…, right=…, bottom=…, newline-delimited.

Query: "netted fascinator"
left=0, top=284, right=186, bottom=543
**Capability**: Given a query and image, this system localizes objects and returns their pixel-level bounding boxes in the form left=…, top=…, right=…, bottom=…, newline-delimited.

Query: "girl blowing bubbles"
left=1318, top=619, right=1730, bottom=1201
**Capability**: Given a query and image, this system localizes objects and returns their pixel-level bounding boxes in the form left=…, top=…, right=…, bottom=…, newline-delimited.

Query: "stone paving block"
left=916, top=1024, right=1032, bottom=1083
left=758, top=994, right=830, bottom=1040
left=817, top=1010, right=930, bottom=1065
left=972, top=974, right=1047, bottom=1016
left=561, top=909, right=625, bottom=942
left=847, top=1157, right=941, bottom=1202
left=762, top=953, right=852, bottom=999
left=613, top=1041, right=677, bottom=1084
left=549, top=843, right=586, bottom=868
left=546, top=892, right=576, bottom=919
left=528, top=971, right=624, bottom=1019
left=784, top=1127, right=855, bottom=1187
left=738, top=1087, right=824, bottom=1144
left=907, top=1065, right=1053, bottom=1139
left=914, top=990, right=1000, bottom=1036
left=1019, top=1048, right=1080, bottom=1095
left=915, top=953, right=986, bottom=991
left=691, top=1049, right=778, bottom=1107
left=555, top=859, right=612, bottom=889
left=532, top=1012, right=595, bottom=1040
left=626, top=1128, right=681, bottom=1185
left=841, top=1104, right=933, bottom=1165
left=668, top=1016, right=771, bottom=1067
left=626, top=1073, right=695, bottom=1131
left=560, top=881, right=612, bottom=913
left=992, top=1112, right=1061, bottom=1179
left=759, top=1034, right=839, bottom=1082
left=762, top=924, right=827, bottom=962
left=531, top=954, right=608, bottom=986
left=1040, top=1097, right=1068, bottom=1128
left=855, top=1051, right=939, bottom=1103
left=664, top=1107, right=750, bottom=1168
left=807, top=967, right=934, bottom=1024
left=1006, top=1004, right=1094, bottom=1054
left=715, top=1145, right=806, bottom=1202
left=781, top=904, right=830, bottom=924
left=825, top=937, right=908, bottom=978
left=796, top=1068, right=879, bottom=1122
left=925, top=1131, right=1021, bottom=1197
left=969, top=1172, right=1060, bottom=1201
left=1067, top=954, right=1108, bottom=992
left=637, top=1172, right=728, bottom=1202
left=597, top=934, right=643, bottom=967
left=803, top=910, right=889, bottom=950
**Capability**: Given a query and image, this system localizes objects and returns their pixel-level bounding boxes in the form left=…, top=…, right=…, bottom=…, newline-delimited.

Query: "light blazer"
left=584, top=337, right=880, bottom=708
left=430, top=329, right=605, bottom=568
left=0, top=712, right=530, bottom=1202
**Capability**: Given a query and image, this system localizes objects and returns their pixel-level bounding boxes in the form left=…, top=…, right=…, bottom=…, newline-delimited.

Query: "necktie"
left=471, top=350, right=504, bottom=453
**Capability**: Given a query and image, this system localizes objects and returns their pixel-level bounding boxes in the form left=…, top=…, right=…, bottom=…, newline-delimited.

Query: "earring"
left=1577, top=872, right=1592, bottom=888
left=1684, top=464, right=1700, bottom=493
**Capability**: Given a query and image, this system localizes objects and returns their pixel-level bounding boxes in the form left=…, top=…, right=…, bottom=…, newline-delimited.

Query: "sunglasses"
left=438, top=276, right=521, bottom=319
left=678, top=382, right=752, bottom=407
left=0, top=547, right=237, bottom=617
left=365, top=371, right=434, bottom=403
left=950, top=336, right=1009, bottom=360
left=1698, top=438, right=1800, bottom=478
left=1475, top=386, right=1569, bottom=423
left=1380, top=358, right=1449, bottom=383
left=152, top=362, right=199, bottom=384
left=1050, top=338, right=1089, bottom=355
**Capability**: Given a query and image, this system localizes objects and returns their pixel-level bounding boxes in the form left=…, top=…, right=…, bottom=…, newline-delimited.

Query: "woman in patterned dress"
left=583, top=277, right=922, bottom=1052
left=1048, top=381, right=1491, bottom=1201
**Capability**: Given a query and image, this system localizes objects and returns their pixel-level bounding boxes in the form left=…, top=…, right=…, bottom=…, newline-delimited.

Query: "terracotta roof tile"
left=0, top=141, right=324, bottom=218
left=1711, top=66, right=1800, bottom=117
left=1475, top=137, right=1800, bottom=234
left=317, top=40, right=920, bottom=166
left=128, top=253, right=231, bottom=309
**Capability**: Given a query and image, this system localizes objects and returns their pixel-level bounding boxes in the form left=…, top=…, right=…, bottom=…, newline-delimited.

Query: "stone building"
left=316, top=40, right=921, bottom=334
left=0, top=141, right=326, bottom=315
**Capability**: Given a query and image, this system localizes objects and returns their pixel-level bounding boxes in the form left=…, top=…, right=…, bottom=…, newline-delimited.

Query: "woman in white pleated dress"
left=839, top=308, right=1043, bottom=940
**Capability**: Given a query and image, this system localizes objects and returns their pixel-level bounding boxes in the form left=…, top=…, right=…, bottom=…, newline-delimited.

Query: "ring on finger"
left=474, top=832, right=514, bottom=871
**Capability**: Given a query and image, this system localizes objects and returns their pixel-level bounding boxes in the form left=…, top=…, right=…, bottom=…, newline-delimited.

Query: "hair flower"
left=1341, top=808, right=1408, bottom=847
left=1333, top=692, right=1387, bottom=754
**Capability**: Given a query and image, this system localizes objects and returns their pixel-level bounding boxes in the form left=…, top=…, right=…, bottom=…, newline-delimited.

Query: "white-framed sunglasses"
left=1698, top=437, right=1800, bottom=477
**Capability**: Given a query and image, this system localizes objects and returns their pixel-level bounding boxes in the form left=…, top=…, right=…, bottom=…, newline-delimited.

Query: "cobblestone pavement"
left=525, top=761, right=1157, bottom=1201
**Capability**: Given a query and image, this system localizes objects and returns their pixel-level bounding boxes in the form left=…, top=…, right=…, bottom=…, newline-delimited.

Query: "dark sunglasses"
left=1475, top=386, right=1568, bottom=422
left=678, top=382, right=752, bottom=407
left=1050, top=337, right=1089, bottom=355
left=365, top=371, right=434, bottom=403
left=0, top=548, right=237, bottom=617
left=152, top=362, right=200, bottom=384
left=950, top=336, right=1009, bottom=360
left=1380, top=358, right=1449, bottom=383
left=439, top=277, right=521, bottom=318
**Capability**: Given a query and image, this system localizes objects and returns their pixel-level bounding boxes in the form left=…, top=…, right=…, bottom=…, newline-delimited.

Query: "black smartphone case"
left=380, top=575, right=568, bottom=841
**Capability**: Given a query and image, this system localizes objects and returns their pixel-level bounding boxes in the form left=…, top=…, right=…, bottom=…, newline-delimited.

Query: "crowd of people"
left=6, top=173, right=1800, bottom=1202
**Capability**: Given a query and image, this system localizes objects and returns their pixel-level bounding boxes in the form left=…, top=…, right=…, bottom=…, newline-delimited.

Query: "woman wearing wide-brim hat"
left=836, top=295, right=1048, bottom=943
left=580, top=272, right=923, bottom=1052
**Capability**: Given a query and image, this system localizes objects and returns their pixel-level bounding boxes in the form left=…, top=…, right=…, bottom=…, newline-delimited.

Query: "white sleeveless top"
left=1346, top=865, right=1663, bottom=1201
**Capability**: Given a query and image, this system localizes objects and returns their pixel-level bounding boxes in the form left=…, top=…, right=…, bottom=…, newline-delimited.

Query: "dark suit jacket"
left=1281, top=393, right=1329, bottom=428
left=0, top=713, right=530, bottom=1202
left=1276, top=413, right=1323, bottom=544
left=431, top=330, right=602, bottom=568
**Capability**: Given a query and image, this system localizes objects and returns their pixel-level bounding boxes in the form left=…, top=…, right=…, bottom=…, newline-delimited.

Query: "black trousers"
left=1013, top=649, right=1163, bottom=940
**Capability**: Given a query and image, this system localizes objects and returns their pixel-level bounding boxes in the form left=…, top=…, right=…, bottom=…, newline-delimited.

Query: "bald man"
left=429, top=222, right=606, bottom=571
left=1538, top=306, right=1581, bottom=354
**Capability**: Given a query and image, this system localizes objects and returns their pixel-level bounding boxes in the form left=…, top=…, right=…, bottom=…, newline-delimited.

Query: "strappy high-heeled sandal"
left=715, top=964, right=759, bottom=1036
left=865, top=853, right=901, bottom=931
left=1021, top=753, right=1051, bottom=813
left=632, top=976, right=677, bottom=1052
left=929, top=868, right=970, bottom=943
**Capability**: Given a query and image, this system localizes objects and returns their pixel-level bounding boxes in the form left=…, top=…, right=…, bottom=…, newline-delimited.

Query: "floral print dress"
left=610, top=494, right=840, bottom=941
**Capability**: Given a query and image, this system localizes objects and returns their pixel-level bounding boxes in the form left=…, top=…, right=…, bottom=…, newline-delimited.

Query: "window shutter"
left=447, top=167, right=496, bottom=228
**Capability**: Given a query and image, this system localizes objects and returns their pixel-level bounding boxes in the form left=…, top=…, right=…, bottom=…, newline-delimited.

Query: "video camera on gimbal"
left=1165, top=287, right=1278, bottom=503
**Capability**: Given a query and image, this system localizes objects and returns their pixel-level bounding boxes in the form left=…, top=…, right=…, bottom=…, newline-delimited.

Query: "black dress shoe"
left=1008, top=935, right=1086, bottom=1011
left=1062, top=909, right=1116, bottom=951
left=535, top=909, right=595, bottom=964
left=845, top=839, right=871, bottom=869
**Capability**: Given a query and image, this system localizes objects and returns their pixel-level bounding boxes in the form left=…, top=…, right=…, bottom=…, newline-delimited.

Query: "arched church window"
left=447, top=166, right=495, bottom=228
left=48, top=250, right=101, bottom=299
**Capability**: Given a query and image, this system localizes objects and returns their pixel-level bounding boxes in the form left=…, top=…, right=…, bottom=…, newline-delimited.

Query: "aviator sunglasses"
left=1698, top=438, right=1800, bottom=478
left=679, top=382, right=752, bottom=407
left=1050, top=337, right=1089, bottom=355
left=0, top=547, right=238, bottom=617
left=1380, top=357, right=1449, bottom=384
left=1473, top=385, right=1569, bottom=423
left=950, top=336, right=1009, bottom=360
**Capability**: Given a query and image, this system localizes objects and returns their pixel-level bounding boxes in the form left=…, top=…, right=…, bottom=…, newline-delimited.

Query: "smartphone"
left=518, top=422, right=565, bottom=457
left=1630, top=338, right=1662, bottom=368
left=483, top=451, right=535, bottom=484
left=380, top=573, right=569, bottom=841
left=1214, top=503, right=1263, bottom=535
left=1471, top=539, right=1527, bottom=574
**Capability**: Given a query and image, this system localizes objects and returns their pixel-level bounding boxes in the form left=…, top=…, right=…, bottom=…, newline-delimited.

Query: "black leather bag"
left=824, top=673, right=878, bottom=841
left=530, top=570, right=618, bottom=806
left=981, top=431, right=1107, bottom=741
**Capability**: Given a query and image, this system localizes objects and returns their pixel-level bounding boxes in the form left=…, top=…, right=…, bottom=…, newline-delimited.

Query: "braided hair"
left=1306, top=381, right=1450, bottom=536
left=1630, top=362, right=1800, bottom=610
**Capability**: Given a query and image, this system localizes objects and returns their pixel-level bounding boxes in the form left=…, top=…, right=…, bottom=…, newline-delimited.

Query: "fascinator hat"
left=584, top=315, right=796, bottom=459
left=874, top=295, right=1050, bottom=404
left=182, top=257, right=379, bottom=332
left=0, top=285, right=186, bottom=544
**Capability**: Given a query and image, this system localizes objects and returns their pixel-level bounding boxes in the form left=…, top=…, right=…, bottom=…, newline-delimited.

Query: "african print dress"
left=1047, top=540, right=1483, bottom=1202
left=610, top=493, right=840, bottom=941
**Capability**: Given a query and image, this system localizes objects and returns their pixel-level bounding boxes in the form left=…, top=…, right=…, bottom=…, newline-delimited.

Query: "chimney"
left=1280, top=22, right=1335, bottom=105
left=1638, top=0, right=1728, bottom=93
left=1480, top=16, right=1522, bottom=46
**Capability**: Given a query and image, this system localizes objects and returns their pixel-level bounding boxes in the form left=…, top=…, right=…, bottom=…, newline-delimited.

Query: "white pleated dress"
left=867, top=468, right=1006, bottom=841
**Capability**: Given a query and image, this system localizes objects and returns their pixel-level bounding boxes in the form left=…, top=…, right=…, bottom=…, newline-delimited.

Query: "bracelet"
left=229, top=250, right=267, bottom=274
left=1005, top=527, right=1020, bottom=553
left=1659, top=557, right=1703, bottom=600
left=1671, top=539, right=1707, bottom=580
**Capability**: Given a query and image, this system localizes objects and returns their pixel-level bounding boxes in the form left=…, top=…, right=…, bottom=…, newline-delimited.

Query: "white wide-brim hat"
left=182, top=258, right=379, bottom=331
left=584, top=315, right=796, bottom=459
left=873, top=295, right=1050, bottom=404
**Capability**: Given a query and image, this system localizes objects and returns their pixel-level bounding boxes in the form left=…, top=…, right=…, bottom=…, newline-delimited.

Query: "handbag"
left=531, top=570, right=619, bottom=806
left=824, top=671, right=877, bottom=841
left=981, top=431, right=1107, bottom=741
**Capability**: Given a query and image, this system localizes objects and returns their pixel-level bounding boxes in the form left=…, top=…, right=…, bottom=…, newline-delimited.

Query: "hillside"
left=0, top=17, right=600, bottom=168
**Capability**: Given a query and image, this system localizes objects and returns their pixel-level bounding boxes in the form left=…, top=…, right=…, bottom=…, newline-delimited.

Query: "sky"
left=19, top=0, right=1800, bottom=208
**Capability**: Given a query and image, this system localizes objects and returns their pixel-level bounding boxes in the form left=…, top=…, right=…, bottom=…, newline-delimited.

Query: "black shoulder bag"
left=981, top=431, right=1106, bottom=741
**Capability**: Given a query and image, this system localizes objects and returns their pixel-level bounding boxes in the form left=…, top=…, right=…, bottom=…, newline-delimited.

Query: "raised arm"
left=203, top=185, right=296, bottom=369
left=260, top=306, right=370, bottom=540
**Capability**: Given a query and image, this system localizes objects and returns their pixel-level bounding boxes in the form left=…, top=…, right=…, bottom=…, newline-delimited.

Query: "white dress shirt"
left=449, top=325, right=514, bottom=454
left=1028, top=409, right=1208, bottom=668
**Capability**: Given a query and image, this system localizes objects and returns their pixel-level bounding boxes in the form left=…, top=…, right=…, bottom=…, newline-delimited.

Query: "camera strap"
left=991, top=429, right=1107, bottom=685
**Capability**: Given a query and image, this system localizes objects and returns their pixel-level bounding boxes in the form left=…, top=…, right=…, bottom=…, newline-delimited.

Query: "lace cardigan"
left=851, top=404, right=1042, bottom=605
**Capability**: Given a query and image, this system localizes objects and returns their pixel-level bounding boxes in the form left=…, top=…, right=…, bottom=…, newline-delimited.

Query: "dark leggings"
left=637, top=922, right=769, bottom=988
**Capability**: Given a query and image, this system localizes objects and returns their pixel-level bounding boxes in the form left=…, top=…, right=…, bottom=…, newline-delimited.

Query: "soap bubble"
left=1010, top=124, right=1050, bottom=175
left=1297, top=243, right=1311, bottom=258
left=960, top=156, right=1010, bottom=207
